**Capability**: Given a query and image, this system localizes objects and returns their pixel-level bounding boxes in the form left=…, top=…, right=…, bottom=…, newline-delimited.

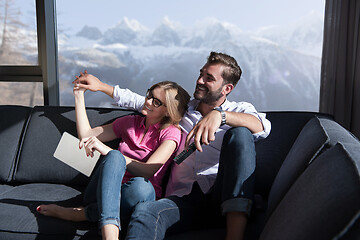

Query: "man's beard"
left=193, top=84, right=224, bottom=104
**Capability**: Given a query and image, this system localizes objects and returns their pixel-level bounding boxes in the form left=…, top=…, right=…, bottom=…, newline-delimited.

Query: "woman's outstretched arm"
left=73, top=86, right=117, bottom=143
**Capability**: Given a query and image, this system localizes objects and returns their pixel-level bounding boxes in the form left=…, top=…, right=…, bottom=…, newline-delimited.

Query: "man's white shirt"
left=113, top=86, right=271, bottom=197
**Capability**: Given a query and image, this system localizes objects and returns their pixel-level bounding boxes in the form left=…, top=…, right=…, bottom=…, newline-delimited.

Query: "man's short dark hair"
left=206, top=52, right=242, bottom=87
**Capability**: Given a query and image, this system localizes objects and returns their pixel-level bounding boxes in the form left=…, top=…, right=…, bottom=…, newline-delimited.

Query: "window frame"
left=0, top=0, right=59, bottom=106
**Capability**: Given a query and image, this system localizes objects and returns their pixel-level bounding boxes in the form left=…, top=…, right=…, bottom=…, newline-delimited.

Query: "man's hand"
left=185, top=110, right=222, bottom=152
left=72, top=70, right=115, bottom=98
left=72, top=70, right=104, bottom=92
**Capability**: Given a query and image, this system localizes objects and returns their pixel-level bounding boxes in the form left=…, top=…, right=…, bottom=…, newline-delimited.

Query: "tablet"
left=53, top=132, right=100, bottom=177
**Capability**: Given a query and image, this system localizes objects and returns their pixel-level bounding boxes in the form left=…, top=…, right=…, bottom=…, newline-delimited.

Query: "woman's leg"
left=96, top=150, right=126, bottom=238
left=36, top=204, right=87, bottom=221
left=37, top=149, right=126, bottom=232
left=35, top=158, right=104, bottom=222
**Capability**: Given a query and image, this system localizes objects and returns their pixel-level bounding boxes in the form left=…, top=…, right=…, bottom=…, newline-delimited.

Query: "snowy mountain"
left=255, top=11, right=324, bottom=57
left=150, top=18, right=181, bottom=47
left=76, top=25, right=103, bottom=40
left=101, top=17, right=148, bottom=45
left=8, top=14, right=323, bottom=111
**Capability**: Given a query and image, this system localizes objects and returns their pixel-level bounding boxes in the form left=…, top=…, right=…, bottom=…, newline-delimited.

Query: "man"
left=75, top=52, right=271, bottom=240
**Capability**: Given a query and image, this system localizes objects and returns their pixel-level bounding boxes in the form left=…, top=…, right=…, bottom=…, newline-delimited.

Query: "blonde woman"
left=37, top=76, right=190, bottom=240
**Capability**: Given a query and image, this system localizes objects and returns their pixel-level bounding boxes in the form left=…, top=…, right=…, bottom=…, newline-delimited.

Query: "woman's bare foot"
left=36, top=204, right=87, bottom=222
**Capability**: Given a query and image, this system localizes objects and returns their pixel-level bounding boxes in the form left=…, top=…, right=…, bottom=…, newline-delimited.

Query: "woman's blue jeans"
left=125, top=127, right=256, bottom=239
left=83, top=150, right=156, bottom=230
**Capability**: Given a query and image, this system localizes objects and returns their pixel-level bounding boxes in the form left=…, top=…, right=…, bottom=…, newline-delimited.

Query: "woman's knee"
left=102, top=150, right=126, bottom=168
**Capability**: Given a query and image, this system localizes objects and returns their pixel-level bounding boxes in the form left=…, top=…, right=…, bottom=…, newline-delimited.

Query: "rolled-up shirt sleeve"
left=251, top=112, right=271, bottom=140
left=113, top=85, right=145, bottom=112
left=225, top=100, right=271, bottom=141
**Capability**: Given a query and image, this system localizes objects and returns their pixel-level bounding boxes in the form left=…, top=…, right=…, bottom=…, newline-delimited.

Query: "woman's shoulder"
left=113, top=114, right=142, bottom=129
left=114, top=113, right=139, bottom=122
left=161, top=124, right=181, bottom=132
left=159, top=124, right=182, bottom=140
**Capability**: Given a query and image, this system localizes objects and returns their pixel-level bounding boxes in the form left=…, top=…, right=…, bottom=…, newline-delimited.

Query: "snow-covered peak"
left=161, top=16, right=181, bottom=30
left=150, top=18, right=181, bottom=47
left=119, top=17, right=148, bottom=32
left=101, top=17, right=148, bottom=45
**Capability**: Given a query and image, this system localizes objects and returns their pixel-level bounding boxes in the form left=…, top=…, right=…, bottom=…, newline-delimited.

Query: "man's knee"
left=131, top=200, right=159, bottom=220
left=220, top=127, right=256, bottom=170
left=124, top=177, right=156, bottom=202
left=223, top=127, right=254, bottom=148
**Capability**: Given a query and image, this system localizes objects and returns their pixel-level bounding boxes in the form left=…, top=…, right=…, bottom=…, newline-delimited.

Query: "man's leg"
left=120, top=177, right=156, bottom=224
left=126, top=183, right=207, bottom=240
left=212, top=127, right=256, bottom=240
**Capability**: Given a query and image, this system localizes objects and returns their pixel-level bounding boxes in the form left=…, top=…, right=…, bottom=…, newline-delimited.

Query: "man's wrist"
left=103, top=84, right=115, bottom=98
left=213, top=107, right=226, bottom=126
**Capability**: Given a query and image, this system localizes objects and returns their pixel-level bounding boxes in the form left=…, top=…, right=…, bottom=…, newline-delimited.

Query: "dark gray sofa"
left=0, top=105, right=359, bottom=240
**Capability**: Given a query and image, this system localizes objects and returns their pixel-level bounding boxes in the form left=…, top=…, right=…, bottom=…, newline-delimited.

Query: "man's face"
left=193, top=63, right=226, bottom=104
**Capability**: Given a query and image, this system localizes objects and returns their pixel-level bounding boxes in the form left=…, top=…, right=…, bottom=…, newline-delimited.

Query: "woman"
left=37, top=75, right=190, bottom=240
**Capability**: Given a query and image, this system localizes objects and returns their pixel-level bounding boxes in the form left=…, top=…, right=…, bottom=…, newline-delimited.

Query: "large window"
left=14, top=0, right=325, bottom=111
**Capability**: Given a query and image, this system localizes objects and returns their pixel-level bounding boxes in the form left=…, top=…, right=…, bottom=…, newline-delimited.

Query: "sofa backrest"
left=13, top=106, right=133, bottom=186
left=0, top=105, right=31, bottom=183
left=259, top=142, right=360, bottom=240
left=266, top=116, right=360, bottom=217
left=254, top=112, right=332, bottom=199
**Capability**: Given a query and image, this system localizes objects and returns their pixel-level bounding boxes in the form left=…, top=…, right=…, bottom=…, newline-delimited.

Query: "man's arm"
left=225, top=111, right=264, bottom=132
left=73, top=70, right=114, bottom=98
left=186, top=110, right=264, bottom=152
left=73, top=70, right=145, bottom=111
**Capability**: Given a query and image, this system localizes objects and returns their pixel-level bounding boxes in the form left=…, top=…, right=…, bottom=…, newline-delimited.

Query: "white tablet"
left=53, top=132, right=100, bottom=177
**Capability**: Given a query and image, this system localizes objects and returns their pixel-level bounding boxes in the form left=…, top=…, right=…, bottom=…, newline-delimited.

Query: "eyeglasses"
left=146, top=89, right=166, bottom=108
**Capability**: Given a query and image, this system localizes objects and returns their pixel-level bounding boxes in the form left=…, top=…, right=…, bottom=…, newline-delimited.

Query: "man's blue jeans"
left=125, top=127, right=256, bottom=239
left=83, top=150, right=156, bottom=230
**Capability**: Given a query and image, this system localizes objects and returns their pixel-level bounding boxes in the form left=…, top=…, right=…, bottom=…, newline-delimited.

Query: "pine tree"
left=0, top=0, right=29, bottom=63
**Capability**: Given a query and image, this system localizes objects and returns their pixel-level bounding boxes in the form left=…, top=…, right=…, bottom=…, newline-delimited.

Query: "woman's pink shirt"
left=112, top=115, right=181, bottom=198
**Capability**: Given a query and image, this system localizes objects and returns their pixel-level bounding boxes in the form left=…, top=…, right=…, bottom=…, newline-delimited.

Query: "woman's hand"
left=79, top=136, right=112, bottom=157
left=73, top=76, right=87, bottom=95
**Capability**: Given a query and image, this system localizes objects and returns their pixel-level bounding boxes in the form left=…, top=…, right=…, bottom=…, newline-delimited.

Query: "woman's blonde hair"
left=148, top=81, right=190, bottom=129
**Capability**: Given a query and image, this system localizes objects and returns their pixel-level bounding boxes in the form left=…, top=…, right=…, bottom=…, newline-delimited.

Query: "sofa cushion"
left=266, top=117, right=329, bottom=216
left=0, top=183, right=97, bottom=239
left=0, top=106, right=31, bottom=183
left=254, top=112, right=331, bottom=198
left=14, top=106, right=131, bottom=186
left=259, top=142, right=360, bottom=240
